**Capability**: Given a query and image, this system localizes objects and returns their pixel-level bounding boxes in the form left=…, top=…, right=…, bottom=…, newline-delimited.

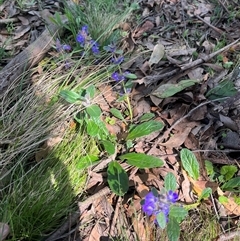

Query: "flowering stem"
left=125, top=92, right=133, bottom=122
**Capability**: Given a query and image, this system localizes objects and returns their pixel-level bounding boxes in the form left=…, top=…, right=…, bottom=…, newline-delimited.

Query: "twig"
left=217, top=0, right=231, bottom=14
left=0, top=18, right=18, bottom=24
left=180, top=38, right=240, bottom=71
left=195, top=14, right=224, bottom=35
left=44, top=187, right=111, bottom=241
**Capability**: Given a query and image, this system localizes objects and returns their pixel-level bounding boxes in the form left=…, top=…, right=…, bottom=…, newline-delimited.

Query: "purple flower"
left=81, top=25, right=88, bottom=34
left=142, top=192, right=158, bottom=216
left=62, top=44, right=71, bottom=51
left=111, top=72, right=125, bottom=82
left=104, top=43, right=117, bottom=53
left=167, top=190, right=178, bottom=203
left=111, top=56, right=124, bottom=65
left=56, top=39, right=71, bottom=52
left=90, top=40, right=100, bottom=55
left=76, top=33, right=85, bottom=47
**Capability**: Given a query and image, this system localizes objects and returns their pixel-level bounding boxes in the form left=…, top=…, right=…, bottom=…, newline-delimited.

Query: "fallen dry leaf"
left=148, top=43, right=165, bottom=67
left=133, top=20, right=154, bottom=38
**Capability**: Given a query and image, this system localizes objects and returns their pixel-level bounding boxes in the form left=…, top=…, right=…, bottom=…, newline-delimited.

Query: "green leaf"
left=119, top=153, right=164, bottom=168
left=180, top=149, right=200, bottom=180
left=220, top=165, right=238, bottom=181
left=156, top=212, right=167, bottom=229
left=151, top=79, right=200, bottom=99
left=139, top=113, right=155, bottom=122
left=126, top=120, right=164, bottom=140
left=198, top=187, right=212, bottom=201
left=86, top=120, right=99, bottom=136
left=86, top=104, right=101, bottom=118
left=101, top=140, right=115, bottom=155
left=107, top=161, right=129, bottom=196
left=77, top=155, right=99, bottom=169
left=206, top=80, right=237, bottom=100
left=124, top=73, right=138, bottom=79
left=86, top=85, right=96, bottom=98
left=164, top=173, right=177, bottom=191
left=167, top=217, right=180, bottom=241
left=221, top=177, right=240, bottom=191
left=110, top=108, right=125, bottom=121
left=205, top=160, right=215, bottom=176
left=60, top=90, right=80, bottom=103
left=169, top=206, right=188, bottom=223
left=219, top=195, right=228, bottom=204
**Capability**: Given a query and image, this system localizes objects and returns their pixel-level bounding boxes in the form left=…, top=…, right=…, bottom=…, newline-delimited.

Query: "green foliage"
left=126, top=120, right=164, bottom=140
left=206, top=79, right=237, bottom=100
left=119, top=153, right=164, bottom=168
left=107, top=161, right=129, bottom=196
left=164, top=173, right=177, bottom=191
left=151, top=79, right=200, bottom=99
left=198, top=187, right=212, bottom=202
left=221, top=177, right=240, bottom=192
left=180, top=149, right=200, bottom=180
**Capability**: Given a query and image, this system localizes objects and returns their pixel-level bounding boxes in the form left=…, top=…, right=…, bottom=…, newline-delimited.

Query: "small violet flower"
left=104, top=43, right=117, bottom=53
left=56, top=38, right=71, bottom=52
left=111, top=56, right=124, bottom=65
left=142, top=190, right=178, bottom=225
left=90, top=40, right=100, bottom=55
left=76, top=33, right=85, bottom=47
left=167, top=190, right=178, bottom=203
left=111, top=72, right=125, bottom=82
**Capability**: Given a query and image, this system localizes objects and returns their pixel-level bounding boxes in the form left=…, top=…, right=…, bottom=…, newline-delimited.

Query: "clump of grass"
left=0, top=0, right=137, bottom=239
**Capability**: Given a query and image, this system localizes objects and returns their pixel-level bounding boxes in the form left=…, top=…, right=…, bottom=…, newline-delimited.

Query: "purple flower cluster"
left=142, top=190, right=178, bottom=224
left=76, top=25, right=100, bottom=55
left=56, top=38, right=71, bottom=52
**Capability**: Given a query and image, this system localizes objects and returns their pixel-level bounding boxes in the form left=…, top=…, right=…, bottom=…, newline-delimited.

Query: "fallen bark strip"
left=0, top=15, right=65, bottom=95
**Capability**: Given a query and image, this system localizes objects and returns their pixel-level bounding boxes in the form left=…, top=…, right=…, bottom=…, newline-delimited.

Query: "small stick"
left=0, top=18, right=18, bottom=24
left=195, top=14, right=224, bottom=35
left=109, top=196, right=122, bottom=237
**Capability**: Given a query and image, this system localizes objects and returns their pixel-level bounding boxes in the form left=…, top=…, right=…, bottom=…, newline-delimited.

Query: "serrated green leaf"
left=180, top=149, right=200, bottom=180
left=139, top=113, right=155, bottom=122
left=119, top=153, right=164, bottom=168
left=60, top=90, right=80, bottom=103
left=205, top=160, right=215, bottom=176
left=110, top=108, right=125, bottom=121
left=101, top=140, right=115, bottom=155
left=86, top=104, right=101, bottom=118
left=164, top=173, right=177, bottom=191
left=221, top=177, right=240, bottom=190
left=220, top=165, right=238, bottom=181
left=167, top=217, right=180, bottom=241
left=198, top=187, right=212, bottom=201
left=107, top=161, right=129, bottom=196
left=169, top=206, right=188, bottom=223
left=151, top=79, right=200, bottom=99
left=126, top=120, right=164, bottom=140
left=156, top=212, right=167, bottom=229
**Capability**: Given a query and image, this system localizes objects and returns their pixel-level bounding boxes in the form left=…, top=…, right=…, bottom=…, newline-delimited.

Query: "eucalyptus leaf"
left=107, top=161, right=129, bottom=196
left=180, top=149, right=199, bottom=180
left=126, top=120, right=164, bottom=140
left=119, top=153, right=164, bottom=168
left=151, top=79, right=200, bottom=99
